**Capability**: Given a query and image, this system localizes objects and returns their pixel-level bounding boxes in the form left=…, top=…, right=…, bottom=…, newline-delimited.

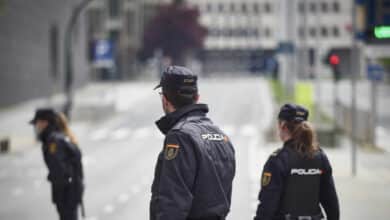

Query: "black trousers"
left=56, top=203, right=78, bottom=220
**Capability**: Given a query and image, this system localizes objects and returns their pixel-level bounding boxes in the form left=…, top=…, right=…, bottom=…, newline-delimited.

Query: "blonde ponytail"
left=285, top=121, right=319, bottom=157
left=56, top=112, right=78, bottom=145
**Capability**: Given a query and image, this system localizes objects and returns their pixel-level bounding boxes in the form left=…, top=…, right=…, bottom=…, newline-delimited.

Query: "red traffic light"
left=329, top=54, right=340, bottom=65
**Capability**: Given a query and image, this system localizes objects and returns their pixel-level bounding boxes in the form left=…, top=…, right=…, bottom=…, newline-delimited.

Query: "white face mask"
left=34, top=124, right=42, bottom=139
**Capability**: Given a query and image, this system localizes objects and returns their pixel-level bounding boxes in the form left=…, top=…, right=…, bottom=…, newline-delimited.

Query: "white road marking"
left=89, top=129, right=110, bottom=141
left=133, top=127, right=151, bottom=139
left=12, top=187, right=24, bottom=196
left=110, top=128, right=131, bottom=141
left=103, top=204, right=115, bottom=214
left=117, top=193, right=129, bottom=203
left=240, top=124, right=257, bottom=137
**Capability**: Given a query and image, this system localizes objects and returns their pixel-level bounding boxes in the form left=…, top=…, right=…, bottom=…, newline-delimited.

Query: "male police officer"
left=151, top=66, right=236, bottom=220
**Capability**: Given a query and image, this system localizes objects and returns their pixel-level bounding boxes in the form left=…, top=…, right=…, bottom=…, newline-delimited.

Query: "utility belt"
left=284, top=213, right=323, bottom=220
left=187, top=216, right=224, bottom=220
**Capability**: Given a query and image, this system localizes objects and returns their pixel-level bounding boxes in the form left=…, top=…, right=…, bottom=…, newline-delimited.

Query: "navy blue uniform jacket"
left=151, top=104, right=236, bottom=220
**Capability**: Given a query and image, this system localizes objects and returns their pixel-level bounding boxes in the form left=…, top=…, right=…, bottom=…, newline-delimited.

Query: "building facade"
left=187, top=0, right=353, bottom=76
left=0, top=0, right=89, bottom=107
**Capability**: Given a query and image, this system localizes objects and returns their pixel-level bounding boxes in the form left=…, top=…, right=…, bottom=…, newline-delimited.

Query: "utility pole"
left=350, top=0, right=360, bottom=177
left=63, top=0, right=94, bottom=119
left=314, top=0, right=322, bottom=124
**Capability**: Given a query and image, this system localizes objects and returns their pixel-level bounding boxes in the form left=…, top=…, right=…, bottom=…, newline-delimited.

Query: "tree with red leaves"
left=139, top=0, right=207, bottom=65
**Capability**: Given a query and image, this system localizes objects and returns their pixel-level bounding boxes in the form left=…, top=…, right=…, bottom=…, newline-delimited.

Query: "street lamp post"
left=63, top=0, right=94, bottom=119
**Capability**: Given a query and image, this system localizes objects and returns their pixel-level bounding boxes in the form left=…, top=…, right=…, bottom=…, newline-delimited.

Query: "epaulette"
left=270, top=148, right=282, bottom=157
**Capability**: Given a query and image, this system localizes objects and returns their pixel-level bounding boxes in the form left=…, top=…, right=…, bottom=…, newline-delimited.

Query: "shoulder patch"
left=271, top=148, right=282, bottom=157
left=164, top=144, right=179, bottom=160
left=261, top=172, right=272, bottom=187
left=49, top=142, right=57, bottom=154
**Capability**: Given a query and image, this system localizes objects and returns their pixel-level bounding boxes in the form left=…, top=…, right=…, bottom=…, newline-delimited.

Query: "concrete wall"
left=0, top=0, right=89, bottom=108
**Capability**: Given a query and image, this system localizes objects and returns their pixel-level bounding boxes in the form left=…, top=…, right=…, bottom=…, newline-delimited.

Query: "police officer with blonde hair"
left=151, top=66, right=236, bottom=220
left=30, top=108, right=84, bottom=220
left=254, top=103, right=339, bottom=220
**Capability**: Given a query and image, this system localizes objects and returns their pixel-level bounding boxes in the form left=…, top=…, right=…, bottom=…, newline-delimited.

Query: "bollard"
left=0, top=137, right=10, bottom=153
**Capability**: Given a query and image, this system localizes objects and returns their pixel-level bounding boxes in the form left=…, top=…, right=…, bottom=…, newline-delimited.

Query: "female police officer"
left=254, top=103, right=339, bottom=220
left=30, top=108, right=84, bottom=220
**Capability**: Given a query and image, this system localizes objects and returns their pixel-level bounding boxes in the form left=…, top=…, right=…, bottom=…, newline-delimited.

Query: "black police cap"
left=278, top=103, right=309, bottom=122
left=154, top=66, right=198, bottom=94
left=29, top=108, right=58, bottom=124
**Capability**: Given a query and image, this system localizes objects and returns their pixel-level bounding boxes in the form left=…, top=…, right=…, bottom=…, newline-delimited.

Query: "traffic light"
left=324, top=52, right=341, bottom=82
left=363, top=0, right=390, bottom=44
left=329, top=54, right=341, bottom=82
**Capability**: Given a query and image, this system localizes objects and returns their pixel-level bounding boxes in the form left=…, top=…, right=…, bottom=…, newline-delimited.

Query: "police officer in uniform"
left=150, top=66, right=236, bottom=220
left=254, top=104, right=340, bottom=220
left=30, top=109, right=84, bottom=220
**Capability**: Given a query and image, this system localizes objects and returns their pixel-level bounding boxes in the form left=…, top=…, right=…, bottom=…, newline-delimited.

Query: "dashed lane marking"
left=103, top=204, right=115, bottom=214
left=117, top=193, right=130, bottom=203
left=110, top=128, right=131, bottom=141
left=240, top=124, right=258, bottom=137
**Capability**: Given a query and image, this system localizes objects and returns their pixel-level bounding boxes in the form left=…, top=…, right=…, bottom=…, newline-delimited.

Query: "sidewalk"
left=316, top=79, right=390, bottom=152
left=0, top=83, right=118, bottom=153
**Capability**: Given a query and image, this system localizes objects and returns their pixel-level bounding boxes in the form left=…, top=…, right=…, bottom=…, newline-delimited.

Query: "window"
left=309, top=2, right=317, bottom=13
left=321, top=27, right=328, bottom=37
left=332, top=26, right=340, bottom=37
left=332, top=2, right=340, bottom=13
left=241, top=3, right=248, bottom=13
left=127, top=11, right=135, bottom=35
left=264, top=27, right=272, bottom=38
left=218, top=3, right=224, bottom=13
left=109, top=0, right=120, bottom=18
left=309, top=27, right=317, bottom=37
left=230, top=3, right=236, bottom=13
left=253, top=2, right=260, bottom=14
left=298, top=2, right=305, bottom=13
left=264, top=2, right=272, bottom=13
left=206, top=3, right=212, bottom=12
left=298, top=26, right=305, bottom=38
left=209, top=28, right=219, bottom=37
left=321, top=2, right=328, bottom=13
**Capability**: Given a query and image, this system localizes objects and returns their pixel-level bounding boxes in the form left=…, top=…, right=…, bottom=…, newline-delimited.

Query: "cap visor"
left=29, top=119, right=35, bottom=124
left=153, top=84, right=161, bottom=90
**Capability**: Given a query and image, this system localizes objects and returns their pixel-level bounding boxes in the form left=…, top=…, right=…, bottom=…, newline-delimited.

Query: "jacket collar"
left=156, top=103, right=209, bottom=135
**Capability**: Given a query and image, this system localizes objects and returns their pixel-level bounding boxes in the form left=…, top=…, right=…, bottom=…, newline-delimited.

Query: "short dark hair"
left=163, top=89, right=198, bottom=109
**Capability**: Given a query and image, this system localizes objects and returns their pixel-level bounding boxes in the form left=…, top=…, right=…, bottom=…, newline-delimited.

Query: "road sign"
left=93, top=39, right=114, bottom=68
left=367, top=64, right=385, bottom=81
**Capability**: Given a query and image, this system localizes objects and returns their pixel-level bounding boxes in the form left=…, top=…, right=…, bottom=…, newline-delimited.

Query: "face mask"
left=34, top=125, right=42, bottom=140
